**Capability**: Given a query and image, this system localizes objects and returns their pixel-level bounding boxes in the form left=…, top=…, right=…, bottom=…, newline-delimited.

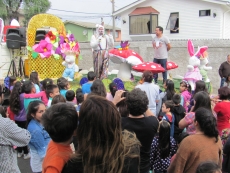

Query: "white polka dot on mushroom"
left=169, top=63, right=172, bottom=66
left=151, top=65, right=156, bottom=68
left=142, top=65, right=146, bottom=66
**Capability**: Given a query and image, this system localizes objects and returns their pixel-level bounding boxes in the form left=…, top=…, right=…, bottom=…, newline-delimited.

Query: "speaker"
left=35, top=30, right=46, bottom=43
left=6, top=28, right=21, bottom=49
left=18, top=27, right=26, bottom=47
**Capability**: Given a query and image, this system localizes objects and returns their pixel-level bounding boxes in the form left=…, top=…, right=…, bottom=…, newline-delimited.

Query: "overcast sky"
left=46, top=0, right=134, bottom=26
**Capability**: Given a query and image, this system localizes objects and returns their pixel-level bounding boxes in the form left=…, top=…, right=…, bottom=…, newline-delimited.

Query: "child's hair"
left=142, top=70, right=153, bottom=83
left=9, top=76, right=17, bottom=86
left=9, top=81, right=22, bottom=114
left=218, top=86, right=230, bottom=100
left=66, top=90, right=75, bottom=101
left=22, top=80, right=34, bottom=94
left=116, top=91, right=129, bottom=117
left=180, top=80, right=191, bottom=93
left=76, top=88, right=84, bottom=104
left=165, top=79, right=175, bottom=100
left=57, top=77, right=69, bottom=90
left=30, top=71, right=39, bottom=86
left=26, top=100, right=45, bottom=126
left=42, top=103, right=78, bottom=143
left=194, top=80, right=207, bottom=96
left=172, top=94, right=181, bottom=105
left=41, top=78, right=53, bottom=91
left=177, top=132, right=189, bottom=144
left=45, top=84, right=58, bottom=98
left=0, top=105, right=7, bottom=118
left=226, top=73, right=230, bottom=82
left=89, top=79, right=107, bottom=97
left=164, top=100, right=174, bottom=111
left=109, top=82, right=118, bottom=97
left=158, top=120, right=171, bottom=159
left=87, top=71, right=96, bottom=81
left=193, top=91, right=211, bottom=112
left=51, top=95, right=66, bottom=105
left=196, top=161, right=221, bottom=173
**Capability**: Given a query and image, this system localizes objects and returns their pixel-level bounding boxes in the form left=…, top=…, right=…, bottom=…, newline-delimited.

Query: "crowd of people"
left=0, top=67, right=230, bottom=173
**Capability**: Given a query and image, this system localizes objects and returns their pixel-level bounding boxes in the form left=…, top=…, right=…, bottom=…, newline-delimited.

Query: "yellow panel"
left=27, top=14, right=79, bottom=79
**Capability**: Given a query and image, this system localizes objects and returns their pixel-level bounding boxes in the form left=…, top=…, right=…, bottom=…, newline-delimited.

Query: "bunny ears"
left=187, top=39, right=208, bottom=58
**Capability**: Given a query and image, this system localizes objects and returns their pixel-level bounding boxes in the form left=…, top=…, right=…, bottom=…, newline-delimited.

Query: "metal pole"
left=111, top=0, right=116, bottom=39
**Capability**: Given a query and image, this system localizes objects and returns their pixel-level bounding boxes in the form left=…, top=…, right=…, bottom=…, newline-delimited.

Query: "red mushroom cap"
left=167, top=61, right=178, bottom=70
left=132, top=62, right=165, bottom=73
left=109, top=49, right=143, bottom=65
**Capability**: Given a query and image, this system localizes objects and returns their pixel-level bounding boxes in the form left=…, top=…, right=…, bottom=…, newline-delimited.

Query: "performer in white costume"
left=90, top=24, right=114, bottom=79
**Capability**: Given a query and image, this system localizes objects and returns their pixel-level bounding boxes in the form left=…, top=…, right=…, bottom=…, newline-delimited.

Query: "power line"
left=49, top=8, right=111, bottom=15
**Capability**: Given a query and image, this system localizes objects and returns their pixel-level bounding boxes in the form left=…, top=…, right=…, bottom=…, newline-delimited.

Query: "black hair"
left=158, top=120, right=171, bottom=159
left=9, top=81, right=22, bottom=114
left=45, top=84, right=58, bottom=98
left=193, top=91, right=211, bottom=112
left=194, top=80, right=207, bottom=96
left=177, top=132, right=189, bottom=144
left=142, top=70, right=153, bottom=83
left=22, top=80, right=34, bottom=94
left=218, top=86, right=230, bottom=100
left=172, top=94, right=181, bottom=105
left=226, top=74, right=230, bottom=82
left=165, top=80, right=175, bottom=100
left=87, top=71, right=96, bottom=81
left=57, top=77, right=69, bottom=90
left=164, top=100, right=174, bottom=111
left=51, top=95, right=66, bottom=105
left=0, top=105, right=7, bottom=118
left=76, top=88, right=84, bottom=104
left=66, top=90, right=75, bottom=101
left=116, top=91, right=129, bottom=117
left=26, top=100, right=45, bottom=127
left=126, top=88, right=148, bottom=116
left=196, top=161, right=221, bottom=173
left=89, top=79, right=107, bottom=98
left=42, top=103, right=78, bottom=143
left=10, top=76, right=17, bottom=86
left=41, top=78, right=53, bottom=91
left=109, top=82, right=118, bottom=98
left=30, top=71, right=39, bottom=86
left=195, top=108, right=219, bottom=142
left=156, top=26, right=163, bottom=33
left=180, top=80, right=191, bottom=93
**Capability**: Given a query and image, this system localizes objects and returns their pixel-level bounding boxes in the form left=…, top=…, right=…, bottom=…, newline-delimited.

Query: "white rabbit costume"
left=184, top=40, right=207, bottom=91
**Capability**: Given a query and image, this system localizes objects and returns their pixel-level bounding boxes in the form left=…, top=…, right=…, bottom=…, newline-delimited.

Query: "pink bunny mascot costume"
left=184, top=40, right=208, bottom=91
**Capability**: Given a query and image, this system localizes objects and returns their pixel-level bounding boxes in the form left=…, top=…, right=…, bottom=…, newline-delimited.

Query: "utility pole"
left=111, top=0, right=116, bottom=39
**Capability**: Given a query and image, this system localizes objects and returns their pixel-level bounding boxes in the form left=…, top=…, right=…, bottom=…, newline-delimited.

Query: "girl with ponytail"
left=168, top=107, right=222, bottom=173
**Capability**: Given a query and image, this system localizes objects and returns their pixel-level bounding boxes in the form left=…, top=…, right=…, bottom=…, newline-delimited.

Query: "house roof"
left=129, top=6, right=159, bottom=16
left=113, top=0, right=230, bottom=15
left=64, top=21, right=120, bottom=30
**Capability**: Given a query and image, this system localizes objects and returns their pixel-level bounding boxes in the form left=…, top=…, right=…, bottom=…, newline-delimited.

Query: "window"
left=115, top=31, right=119, bottom=38
left=166, top=12, right=179, bottom=34
left=129, top=14, right=158, bottom=35
left=199, top=10, right=211, bottom=17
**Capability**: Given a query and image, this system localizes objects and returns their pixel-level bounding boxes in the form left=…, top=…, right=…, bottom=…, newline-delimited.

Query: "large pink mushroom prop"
left=109, top=49, right=143, bottom=80
left=132, top=62, right=165, bottom=73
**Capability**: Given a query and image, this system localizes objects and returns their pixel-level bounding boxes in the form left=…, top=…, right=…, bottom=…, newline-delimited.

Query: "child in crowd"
left=23, top=81, right=40, bottom=111
left=46, top=84, right=60, bottom=107
left=66, top=90, right=76, bottom=106
left=150, top=120, right=177, bottom=173
left=76, top=88, right=84, bottom=112
left=51, top=95, right=66, bottom=105
left=42, top=103, right=78, bottom=173
left=9, top=76, right=17, bottom=91
left=106, top=82, right=117, bottom=101
left=171, top=94, right=186, bottom=142
left=57, top=77, right=70, bottom=98
left=30, top=71, right=40, bottom=93
left=162, top=100, right=175, bottom=137
left=196, top=161, right=222, bottom=173
left=27, top=100, right=50, bottom=173
left=179, top=80, right=191, bottom=112
left=24, top=78, right=53, bottom=106
left=224, top=73, right=230, bottom=88
left=82, top=71, right=96, bottom=94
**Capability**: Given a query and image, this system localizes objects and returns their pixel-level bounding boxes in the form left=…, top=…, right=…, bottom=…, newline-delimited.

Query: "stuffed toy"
left=184, top=40, right=208, bottom=91
left=199, top=51, right=212, bottom=83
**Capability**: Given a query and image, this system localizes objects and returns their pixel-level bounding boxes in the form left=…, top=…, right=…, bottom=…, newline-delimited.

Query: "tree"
left=23, top=0, right=51, bottom=26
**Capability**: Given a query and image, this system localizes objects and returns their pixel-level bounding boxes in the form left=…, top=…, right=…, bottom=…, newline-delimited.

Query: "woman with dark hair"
left=168, top=108, right=222, bottom=173
left=86, top=79, right=107, bottom=98
left=27, top=100, right=50, bottom=173
left=179, top=91, right=212, bottom=134
left=30, top=71, right=40, bottom=93
left=62, top=95, right=141, bottom=173
left=150, top=120, right=177, bottom=173
left=106, top=82, right=118, bottom=101
left=136, top=70, right=160, bottom=116
left=214, top=86, right=230, bottom=135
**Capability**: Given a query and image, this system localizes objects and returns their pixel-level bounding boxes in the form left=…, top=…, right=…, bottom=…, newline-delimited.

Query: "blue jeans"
left=220, top=77, right=226, bottom=88
left=153, top=58, right=167, bottom=83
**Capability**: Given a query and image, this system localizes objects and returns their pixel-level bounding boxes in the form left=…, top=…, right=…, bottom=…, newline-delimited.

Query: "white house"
left=113, top=0, right=230, bottom=40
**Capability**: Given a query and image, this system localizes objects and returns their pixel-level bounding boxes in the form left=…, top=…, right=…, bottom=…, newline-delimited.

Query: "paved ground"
left=18, top=157, right=32, bottom=173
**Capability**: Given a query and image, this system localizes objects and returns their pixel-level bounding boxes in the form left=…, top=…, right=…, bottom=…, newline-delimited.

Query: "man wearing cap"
left=90, top=24, right=114, bottom=79
left=152, top=26, right=171, bottom=84
left=219, top=54, right=230, bottom=87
